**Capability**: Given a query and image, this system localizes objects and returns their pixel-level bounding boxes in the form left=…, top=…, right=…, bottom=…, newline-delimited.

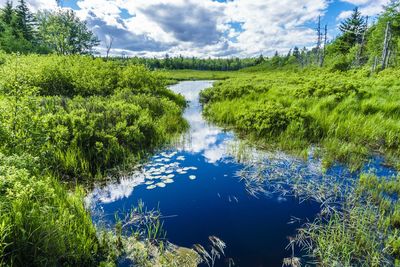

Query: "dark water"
left=87, top=81, right=397, bottom=267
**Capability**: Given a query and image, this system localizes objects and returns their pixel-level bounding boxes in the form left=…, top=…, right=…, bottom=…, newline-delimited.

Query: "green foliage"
left=116, top=55, right=261, bottom=71
left=36, top=9, right=99, bottom=55
left=0, top=54, right=187, bottom=180
left=0, top=153, right=105, bottom=266
left=302, top=173, right=400, bottom=266
left=0, top=54, right=188, bottom=266
left=201, top=68, right=400, bottom=170
left=0, top=2, right=98, bottom=54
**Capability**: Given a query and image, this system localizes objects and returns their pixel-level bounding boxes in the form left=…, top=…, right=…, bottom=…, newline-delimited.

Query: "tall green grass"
left=201, top=67, right=400, bottom=169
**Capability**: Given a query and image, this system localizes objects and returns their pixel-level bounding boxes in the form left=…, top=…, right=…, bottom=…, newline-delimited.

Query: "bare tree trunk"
left=320, top=24, right=328, bottom=67
left=316, top=16, right=322, bottom=66
left=371, top=56, right=378, bottom=74
left=106, top=35, right=114, bottom=59
left=381, top=22, right=392, bottom=70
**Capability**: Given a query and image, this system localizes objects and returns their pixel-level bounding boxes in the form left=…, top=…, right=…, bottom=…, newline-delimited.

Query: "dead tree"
left=316, top=16, right=322, bottom=66
left=105, top=35, right=114, bottom=59
left=381, top=21, right=392, bottom=70
left=320, top=24, right=328, bottom=67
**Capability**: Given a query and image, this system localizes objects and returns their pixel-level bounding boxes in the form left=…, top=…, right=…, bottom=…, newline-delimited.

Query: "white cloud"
left=338, top=0, right=390, bottom=21
left=0, top=0, right=57, bottom=11
left=4, top=0, right=332, bottom=57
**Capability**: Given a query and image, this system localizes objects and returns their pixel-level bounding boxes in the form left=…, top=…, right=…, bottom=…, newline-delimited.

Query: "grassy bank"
left=0, top=54, right=194, bottom=266
left=201, top=66, right=400, bottom=265
left=201, top=68, right=400, bottom=170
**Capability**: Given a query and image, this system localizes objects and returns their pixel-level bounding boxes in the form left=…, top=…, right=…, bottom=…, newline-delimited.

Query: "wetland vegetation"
left=1, top=0, right=400, bottom=266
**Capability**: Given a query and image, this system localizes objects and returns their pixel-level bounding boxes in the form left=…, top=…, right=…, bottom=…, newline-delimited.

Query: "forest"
left=1, top=0, right=400, bottom=266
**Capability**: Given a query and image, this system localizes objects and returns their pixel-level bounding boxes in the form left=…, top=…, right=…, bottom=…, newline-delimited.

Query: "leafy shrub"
left=0, top=55, right=187, bottom=179
left=0, top=153, right=103, bottom=266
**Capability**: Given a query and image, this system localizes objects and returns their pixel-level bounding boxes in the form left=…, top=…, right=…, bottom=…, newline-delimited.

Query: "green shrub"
left=0, top=153, right=104, bottom=266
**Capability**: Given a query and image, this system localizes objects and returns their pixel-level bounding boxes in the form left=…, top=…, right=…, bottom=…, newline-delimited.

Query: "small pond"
left=87, top=81, right=397, bottom=267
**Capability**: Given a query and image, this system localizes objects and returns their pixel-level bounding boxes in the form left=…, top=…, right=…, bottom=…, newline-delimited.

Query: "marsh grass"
left=201, top=68, right=400, bottom=171
left=107, top=200, right=199, bottom=267
left=227, top=140, right=400, bottom=265
left=193, top=236, right=227, bottom=267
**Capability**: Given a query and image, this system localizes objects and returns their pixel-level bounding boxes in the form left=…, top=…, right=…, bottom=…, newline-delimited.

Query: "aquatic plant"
left=193, top=236, right=227, bottom=267
left=282, top=237, right=301, bottom=267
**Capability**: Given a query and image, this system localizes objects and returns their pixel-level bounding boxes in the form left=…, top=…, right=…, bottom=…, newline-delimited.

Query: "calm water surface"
left=87, top=81, right=397, bottom=267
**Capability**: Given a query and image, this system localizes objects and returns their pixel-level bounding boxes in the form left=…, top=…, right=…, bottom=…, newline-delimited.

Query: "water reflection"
left=87, top=81, right=397, bottom=267
left=174, top=81, right=233, bottom=163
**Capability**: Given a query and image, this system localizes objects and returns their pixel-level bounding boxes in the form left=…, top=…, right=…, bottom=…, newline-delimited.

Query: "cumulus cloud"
left=3, top=0, right=334, bottom=57
left=85, top=10, right=174, bottom=53
left=338, top=0, right=390, bottom=20
left=0, top=0, right=57, bottom=11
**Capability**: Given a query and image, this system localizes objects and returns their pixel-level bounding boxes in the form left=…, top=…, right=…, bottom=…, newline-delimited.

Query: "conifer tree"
left=339, top=7, right=366, bottom=47
left=15, top=0, right=35, bottom=41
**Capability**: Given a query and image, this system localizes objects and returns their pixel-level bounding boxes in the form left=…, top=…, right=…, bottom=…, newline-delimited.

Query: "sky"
left=5, top=0, right=391, bottom=57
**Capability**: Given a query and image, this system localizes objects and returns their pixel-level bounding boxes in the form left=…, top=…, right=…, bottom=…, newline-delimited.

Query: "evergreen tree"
left=1, top=1, right=14, bottom=25
left=15, top=0, right=35, bottom=41
left=339, top=7, right=366, bottom=47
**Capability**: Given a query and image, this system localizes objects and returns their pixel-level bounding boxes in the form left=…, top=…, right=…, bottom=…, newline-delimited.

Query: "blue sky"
left=13, top=0, right=391, bottom=57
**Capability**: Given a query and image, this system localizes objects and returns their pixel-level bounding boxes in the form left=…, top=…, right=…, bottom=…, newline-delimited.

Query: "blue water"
left=87, top=81, right=397, bottom=267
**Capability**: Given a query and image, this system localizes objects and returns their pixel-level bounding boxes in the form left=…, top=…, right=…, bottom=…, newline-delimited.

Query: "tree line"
left=114, top=55, right=264, bottom=71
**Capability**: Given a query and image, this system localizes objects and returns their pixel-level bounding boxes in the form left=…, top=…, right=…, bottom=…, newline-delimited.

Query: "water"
left=87, top=81, right=397, bottom=267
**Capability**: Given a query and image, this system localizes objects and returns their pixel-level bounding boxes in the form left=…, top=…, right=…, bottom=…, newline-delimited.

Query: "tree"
left=36, top=9, right=99, bottom=55
left=339, top=7, right=366, bottom=48
left=105, top=34, right=113, bottom=58
left=255, top=54, right=264, bottom=64
left=0, top=1, right=34, bottom=53
left=1, top=1, right=14, bottom=25
left=15, top=0, right=35, bottom=41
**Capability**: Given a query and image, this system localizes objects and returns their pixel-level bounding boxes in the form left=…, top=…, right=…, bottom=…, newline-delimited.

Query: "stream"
left=87, top=81, right=397, bottom=267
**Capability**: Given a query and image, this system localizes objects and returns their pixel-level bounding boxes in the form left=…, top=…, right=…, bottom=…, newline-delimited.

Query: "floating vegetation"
left=189, top=175, right=197, bottom=180
left=156, top=182, right=166, bottom=188
left=146, top=185, right=156, bottom=190
left=164, top=179, right=174, bottom=184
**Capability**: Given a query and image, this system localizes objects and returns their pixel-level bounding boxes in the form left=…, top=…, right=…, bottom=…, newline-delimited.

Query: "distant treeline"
left=111, top=55, right=264, bottom=71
